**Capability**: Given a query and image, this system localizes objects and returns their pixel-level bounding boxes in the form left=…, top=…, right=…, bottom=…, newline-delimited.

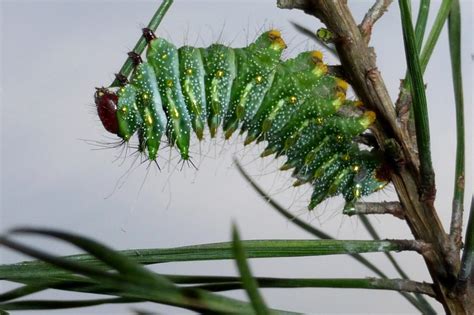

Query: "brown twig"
left=359, top=0, right=394, bottom=43
left=277, top=0, right=465, bottom=313
left=343, top=202, right=405, bottom=220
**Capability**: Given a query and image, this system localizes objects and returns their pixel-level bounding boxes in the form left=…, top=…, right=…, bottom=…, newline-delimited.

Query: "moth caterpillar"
left=95, top=28, right=389, bottom=211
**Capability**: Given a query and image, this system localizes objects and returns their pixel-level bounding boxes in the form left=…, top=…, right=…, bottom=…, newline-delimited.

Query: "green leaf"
left=189, top=277, right=435, bottom=297
left=232, top=225, right=269, bottom=315
left=447, top=0, right=465, bottom=244
left=0, top=298, right=138, bottom=311
left=0, top=283, right=53, bottom=302
left=414, top=0, right=431, bottom=51
left=0, top=238, right=419, bottom=281
left=10, top=228, right=174, bottom=289
left=419, top=0, right=453, bottom=72
left=0, top=234, right=298, bottom=314
left=399, top=0, right=435, bottom=196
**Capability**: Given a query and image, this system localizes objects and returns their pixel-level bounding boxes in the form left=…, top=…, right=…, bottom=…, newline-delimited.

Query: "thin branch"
left=359, top=0, right=394, bottom=43
left=343, top=202, right=405, bottom=219
left=110, top=0, right=173, bottom=87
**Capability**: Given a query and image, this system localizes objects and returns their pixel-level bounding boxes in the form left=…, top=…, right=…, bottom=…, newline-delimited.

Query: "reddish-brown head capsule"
left=95, top=87, right=119, bottom=134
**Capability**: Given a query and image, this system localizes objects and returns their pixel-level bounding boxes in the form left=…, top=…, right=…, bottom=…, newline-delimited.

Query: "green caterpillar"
left=95, top=28, right=389, bottom=211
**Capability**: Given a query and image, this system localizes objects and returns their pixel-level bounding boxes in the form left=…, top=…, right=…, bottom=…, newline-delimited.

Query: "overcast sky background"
left=1, top=0, right=473, bottom=314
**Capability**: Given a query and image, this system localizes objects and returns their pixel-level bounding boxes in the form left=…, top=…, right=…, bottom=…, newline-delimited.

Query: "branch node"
left=343, top=202, right=405, bottom=220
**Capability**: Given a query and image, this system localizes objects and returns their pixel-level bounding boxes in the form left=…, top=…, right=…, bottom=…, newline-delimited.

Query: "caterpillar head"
left=95, top=88, right=119, bottom=135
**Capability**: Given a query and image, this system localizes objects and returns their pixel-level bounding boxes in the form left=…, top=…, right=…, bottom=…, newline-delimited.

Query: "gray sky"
left=1, top=0, right=473, bottom=314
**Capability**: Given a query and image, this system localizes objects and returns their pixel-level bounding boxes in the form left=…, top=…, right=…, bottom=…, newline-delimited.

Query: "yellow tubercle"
left=313, top=63, right=328, bottom=77
left=255, top=75, right=263, bottom=84
left=362, top=111, right=376, bottom=127
left=332, top=91, right=346, bottom=109
left=311, top=50, right=324, bottom=63
left=216, top=70, right=224, bottom=78
left=268, top=29, right=281, bottom=39
left=354, top=100, right=364, bottom=107
left=289, top=95, right=298, bottom=104
left=268, top=29, right=287, bottom=50
left=335, top=78, right=349, bottom=92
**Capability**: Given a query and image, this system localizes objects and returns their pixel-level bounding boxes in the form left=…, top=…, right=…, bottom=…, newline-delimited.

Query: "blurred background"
left=1, top=0, right=473, bottom=313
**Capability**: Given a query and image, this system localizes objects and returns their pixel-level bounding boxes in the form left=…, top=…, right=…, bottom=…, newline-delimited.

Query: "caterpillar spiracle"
left=95, top=28, right=390, bottom=211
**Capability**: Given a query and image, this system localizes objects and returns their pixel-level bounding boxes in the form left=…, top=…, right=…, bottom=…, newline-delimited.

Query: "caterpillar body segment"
left=146, top=37, right=192, bottom=160
left=223, top=31, right=284, bottom=139
left=116, top=84, right=140, bottom=141
left=241, top=51, right=322, bottom=143
left=178, top=46, right=207, bottom=140
left=94, top=29, right=389, bottom=210
left=201, top=44, right=237, bottom=137
left=129, top=62, right=168, bottom=160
